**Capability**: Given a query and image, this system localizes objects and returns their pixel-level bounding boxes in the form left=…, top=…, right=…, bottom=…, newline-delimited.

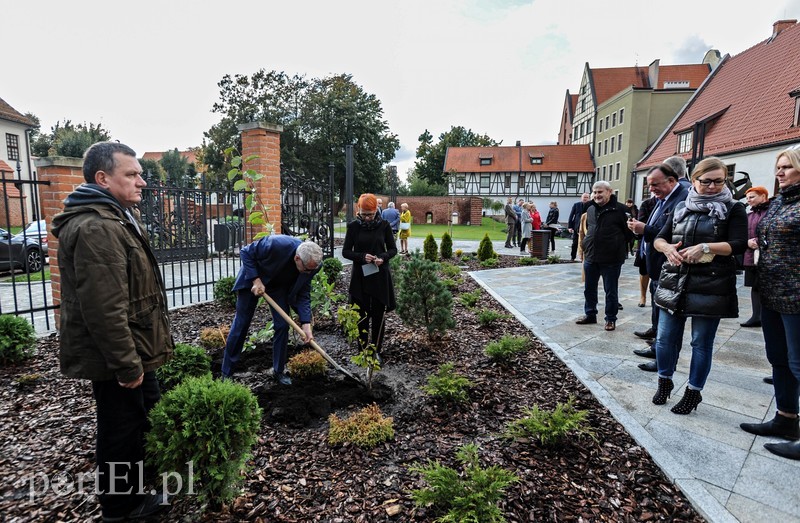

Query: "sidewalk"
left=368, top=235, right=799, bottom=523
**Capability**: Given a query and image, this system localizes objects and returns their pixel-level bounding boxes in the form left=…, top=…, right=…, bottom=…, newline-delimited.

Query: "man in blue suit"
left=222, top=235, right=323, bottom=385
left=627, top=162, right=688, bottom=370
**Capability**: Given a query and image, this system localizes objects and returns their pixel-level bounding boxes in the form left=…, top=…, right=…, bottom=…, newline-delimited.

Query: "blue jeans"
left=655, top=311, right=720, bottom=390
left=762, top=306, right=800, bottom=414
left=583, top=261, right=622, bottom=322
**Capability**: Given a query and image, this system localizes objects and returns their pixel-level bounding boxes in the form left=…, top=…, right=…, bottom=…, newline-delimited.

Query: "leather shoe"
left=638, top=361, right=657, bottom=372
left=604, top=321, right=616, bottom=331
left=740, top=319, right=762, bottom=328
left=575, top=315, right=597, bottom=325
left=633, top=347, right=656, bottom=358
left=634, top=327, right=657, bottom=340
left=617, top=303, right=623, bottom=310
left=103, top=493, right=170, bottom=522
left=764, top=440, right=800, bottom=460
left=276, top=372, right=292, bottom=386
left=740, top=412, right=800, bottom=440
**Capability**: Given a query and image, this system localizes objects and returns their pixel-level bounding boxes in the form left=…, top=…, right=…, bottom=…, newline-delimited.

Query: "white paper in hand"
left=362, top=262, right=379, bottom=276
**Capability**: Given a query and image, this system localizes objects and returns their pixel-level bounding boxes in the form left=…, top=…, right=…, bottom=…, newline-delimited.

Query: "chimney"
left=773, top=19, right=797, bottom=38
left=516, top=140, right=521, bottom=147
left=648, top=59, right=660, bottom=88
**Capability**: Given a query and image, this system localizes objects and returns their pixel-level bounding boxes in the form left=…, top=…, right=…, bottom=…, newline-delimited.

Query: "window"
left=605, top=115, right=610, bottom=129
left=610, top=136, right=615, bottom=153
left=596, top=168, right=600, bottom=180
left=456, top=175, right=465, bottom=189
left=619, top=108, right=624, bottom=124
left=678, top=131, right=693, bottom=153
left=602, top=165, right=607, bottom=179
left=480, top=174, right=490, bottom=188
left=480, top=158, right=492, bottom=166
left=612, top=112, right=617, bottom=127
left=615, top=162, right=621, bottom=181
left=618, top=133, right=623, bottom=150
left=604, top=139, right=608, bottom=155
left=519, top=174, right=525, bottom=188
left=6, top=134, right=19, bottom=161
left=599, top=119, right=604, bottom=133
left=566, top=174, right=578, bottom=188
left=794, top=94, right=800, bottom=126
left=586, top=117, right=592, bottom=133
left=505, top=174, right=511, bottom=189
left=541, top=174, right=552, bottom=188
left=580, top=121, right=585, bottom=137
left=530, top=157, right=542, bottom=165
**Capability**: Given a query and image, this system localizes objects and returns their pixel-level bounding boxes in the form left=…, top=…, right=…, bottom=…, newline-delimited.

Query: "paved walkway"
left=370, top=236, right=799, bottom=523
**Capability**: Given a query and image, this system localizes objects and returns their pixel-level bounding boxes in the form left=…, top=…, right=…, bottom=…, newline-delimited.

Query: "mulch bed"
left=0, top=255, right=702, bottom=522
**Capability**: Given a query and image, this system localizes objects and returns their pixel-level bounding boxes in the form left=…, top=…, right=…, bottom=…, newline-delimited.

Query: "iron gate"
left=280, top=167, right=335, bottom=258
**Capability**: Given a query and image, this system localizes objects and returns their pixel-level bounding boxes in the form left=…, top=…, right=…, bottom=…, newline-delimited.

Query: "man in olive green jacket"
left=52, top=141, right=173, bottom=522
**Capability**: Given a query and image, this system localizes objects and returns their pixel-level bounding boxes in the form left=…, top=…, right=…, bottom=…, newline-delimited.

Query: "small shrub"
left=502, top=396, right=596, bottom=446
left=156, top=343, right=211, bottom=390
left=395, top=256, right=455, bottom=338
left=518, top=257, right=539, bottom=266
left=287, top=349, right=328, bottom=378
left=480, top=257, right=499, bottom=268
left=199, top=326, right=229, bottom=350
left=422, top=362, right=472, bottom=404
left=213, top=276, right=237, bottom=308
left=439, top=262, right=462, bottom=278
left=244, top=323, right=274, bottom=352
left=0, top=315, right=36, bottom=365
left=321, top=257, right=343, bottom=284
left=423, top=233, right=438, bottom=262
left=146, top=376, right=262, bottom=507
left=311, top=271, right=346, bottom=319
left=454, top=248, right=464, bottom=257
left=476, top=308, right=509, bottom=328
left=440, top=232, right=453, bottom=259
left=547, top=254, right=561, bottom=264
left=459, top=289, right=482, bottom=308
left=410, top=443, right=518, bottom=523
left=441, top=278, right=460, bottom=290
left=15, top=373, right=41, bottom=387
left=328, top=403, right=394, bottom=449
left=476, top=233, right=496, bottom=261
left=484, top=335, right=529, bottom=361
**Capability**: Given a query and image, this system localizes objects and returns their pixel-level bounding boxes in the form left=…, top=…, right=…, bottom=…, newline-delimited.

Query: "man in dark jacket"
left=223, top=235, right=322, bottom=385
left=504, top=197, right=517, bottom=248
left=576, top=181, right=633, bottom=331
left=52, top=141, right=173, bottom=521
left=627, top=163, right=689, bottom=369
left=545, top=201, right=560, bottom=252
left=381, top=201, right=401, bottom=238
left=568, top=193, right=590, bottom=261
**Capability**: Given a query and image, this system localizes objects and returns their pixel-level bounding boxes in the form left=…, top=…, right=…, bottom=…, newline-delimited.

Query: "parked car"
left=0, top=228, right=44, bottom=273
left=14, top=220, right=48, bottom=253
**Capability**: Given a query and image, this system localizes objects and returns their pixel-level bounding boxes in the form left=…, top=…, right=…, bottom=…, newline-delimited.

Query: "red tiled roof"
left=639, top=20, right=800, bottom=168
left=444, top=144, right=595, bottom=173
left=0, top=160, right=12, bottom=173
left=142, top=150, right=198, bottom=164
left=590, top=64, right=710, bottom=105
left=569, top=94, right=578, bottom=116
left=0, top=96, right=35, bottom=126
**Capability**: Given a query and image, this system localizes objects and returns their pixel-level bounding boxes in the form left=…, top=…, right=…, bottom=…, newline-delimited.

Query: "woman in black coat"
left=342, top=193, right=397, bottom=363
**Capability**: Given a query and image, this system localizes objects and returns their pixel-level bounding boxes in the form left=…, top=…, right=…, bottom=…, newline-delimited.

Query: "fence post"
left=237, top=122, right=283, bottom=236
left=35, top=156, right=85, bottom=328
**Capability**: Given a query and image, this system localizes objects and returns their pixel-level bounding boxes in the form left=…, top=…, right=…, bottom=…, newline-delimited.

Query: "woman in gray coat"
left=519, top=202, right=533, bottom=252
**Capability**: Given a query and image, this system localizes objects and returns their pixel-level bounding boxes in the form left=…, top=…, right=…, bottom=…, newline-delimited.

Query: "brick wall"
left=238, top=122, right=283, bottom=237
left=351, top=195, right=483, bottom=225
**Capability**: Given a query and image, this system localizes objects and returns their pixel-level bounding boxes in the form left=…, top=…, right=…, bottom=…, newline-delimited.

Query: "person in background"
left=504, top=197, right=518, bottom=248
left=382, top=201, right=401, bottom=239
left=519, top=202, right=533, bottom=253
left=376, top=198, right=384, bottom=217
left=739, top=146, right=800, bottom=460
left=634, top=195, right=656, bottom=307
left=545, top=201, right=560, bottom=253
left=398, top=203, right=412, bottom=254
left=740, top=186, right=770, bottom=328
left=651, top=157, right=747, bottom=415
left=342, top=194, right=397, bottom=365
left=575, top=182, right=632, bottom=331
left=52, top=141, right=173, bottom=521
left=530, top=202, right=542, bottom=231
left=513, top=198, right=524, bottom=247
left=223, top=237, right=322, bottom=385
left=625, top=198, right=639, bottom=254
left=568, top=193, right=590, bottom=261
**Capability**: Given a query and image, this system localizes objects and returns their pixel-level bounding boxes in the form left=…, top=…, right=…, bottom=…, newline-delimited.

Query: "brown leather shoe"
left=604, top=321, right=616, bottom=331
left=575, top=316, right=597, bottom=325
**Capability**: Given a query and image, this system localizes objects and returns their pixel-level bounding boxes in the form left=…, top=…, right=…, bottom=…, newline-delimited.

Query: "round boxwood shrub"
left=156, top=343, right=211, bottom=390
left=213, top=276, right=237, bottom=308
left=423, top=233, right=438, bottom=262
left=321, top=257, right=343, bottom=284
left=146, top=375, right=262, bottom=507
left=477, top=233, right=496, bottom=261
left=0, top=314, right=36, bottom=365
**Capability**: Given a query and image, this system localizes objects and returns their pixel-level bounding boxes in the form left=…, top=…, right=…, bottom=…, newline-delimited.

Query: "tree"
left=405, top=170, right=446, bottom=196
left=160, top=148, right=197, bottom=187
left=414, top=126, right=500, bottom=187
left=140, top=158, right=166, bottom=185
left=30, top=119, right=112, bottom=158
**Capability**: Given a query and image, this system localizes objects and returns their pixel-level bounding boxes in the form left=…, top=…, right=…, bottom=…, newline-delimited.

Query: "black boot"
left=764, top=440, right=800, bottom=460
left=671, top=388, right=702, bottom=415
left=740, top=412, right=800, bottom=440
left=652, top=377, right=674, bottom=405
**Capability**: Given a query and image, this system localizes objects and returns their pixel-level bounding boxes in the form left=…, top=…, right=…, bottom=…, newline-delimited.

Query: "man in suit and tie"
left=626, top=162, right=689, bottom=370
left=222, top=236, right=323, bottom=384
left=568, top=193, right=591, bottom=261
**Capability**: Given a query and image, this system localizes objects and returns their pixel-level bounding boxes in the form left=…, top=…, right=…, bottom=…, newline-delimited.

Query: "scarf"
left=674, top=185, right=733, bottom=223
left=356, top=214, right=384, bottom=231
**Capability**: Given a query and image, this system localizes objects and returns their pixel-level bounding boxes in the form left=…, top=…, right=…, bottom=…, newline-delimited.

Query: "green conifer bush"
left=396, top=256, right=455, bottom=338
left=0, top=315, right=36, bottom=365
left=440, top=232, right=453, bottom=259
left=424, top=233, right=438, bottom=262
left=477, top=233, right=496, bottom=261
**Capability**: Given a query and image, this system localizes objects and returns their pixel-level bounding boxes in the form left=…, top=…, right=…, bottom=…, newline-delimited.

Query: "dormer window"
left=792, top=89, right=800, bottom=127
left=479, top=153, right=493, bottom=166
left=529, top=155, right=543, bottom=165
left=677, top=131, right=693, bottom=153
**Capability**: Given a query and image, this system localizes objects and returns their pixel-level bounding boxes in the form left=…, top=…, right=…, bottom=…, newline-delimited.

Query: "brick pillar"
left=470, top=197, right=483, bottom=226
left=237, top=122, right=283, bottom=235
left=34, top=156, right=85, bottom=327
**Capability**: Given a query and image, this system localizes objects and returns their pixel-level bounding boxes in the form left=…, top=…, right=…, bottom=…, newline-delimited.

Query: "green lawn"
left=3, top=268, right=50, bottom=283
left=335, top=217, right=510, bottom=241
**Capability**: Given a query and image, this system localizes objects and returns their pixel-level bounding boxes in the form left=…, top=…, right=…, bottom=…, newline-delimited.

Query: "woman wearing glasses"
left=651, top=157, right=747, bottom=415
left=342, top=194, right=397, bottom=364
left=740, top=146, right=800, bottom=460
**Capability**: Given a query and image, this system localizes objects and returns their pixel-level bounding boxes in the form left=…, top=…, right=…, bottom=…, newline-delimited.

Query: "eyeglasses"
left=696, top=178, right=726, bottom=187
left=357, top=211, right=377, bottom=220
left=297, top=257, right=316, bottom=273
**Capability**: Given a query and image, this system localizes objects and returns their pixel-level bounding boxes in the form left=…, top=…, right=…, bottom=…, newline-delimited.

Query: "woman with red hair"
left=342, top=193, right=397, bottom=364
left=740, top=186, right=770, bottom=328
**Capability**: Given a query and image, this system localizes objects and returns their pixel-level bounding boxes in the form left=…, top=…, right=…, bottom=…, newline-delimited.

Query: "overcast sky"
left=4, top=0, right=799, bottom=180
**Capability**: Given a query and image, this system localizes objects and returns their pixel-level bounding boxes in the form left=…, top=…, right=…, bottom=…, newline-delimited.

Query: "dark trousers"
left=514, top=220, right=522, bottom=244
left=548, top=227, right=557, bottom=251
left=505, top=223, right=516, bottom=246
left=223, top=289, right=294, bottom=376
left=762, top=306, right=800, bottom=414
left=570, top=232, right=579, bottom=260
left=92, top=371, right=161, bottom=518
left=583, top=261, right=622, bottom=322
left=352, top=294, right=387, bottom=353
left=650, top=279, right=660, bottom=330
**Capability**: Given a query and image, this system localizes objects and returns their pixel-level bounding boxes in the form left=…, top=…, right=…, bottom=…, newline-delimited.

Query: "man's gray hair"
left=592, top=181, right=613, bottom=192
left=297, top=241, right=323, bottom=266
left=387, top=201, right=395, bottom=208
left=83, top=141, right=137, bottom=183
left=663, top=156, right=688, bottom=178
